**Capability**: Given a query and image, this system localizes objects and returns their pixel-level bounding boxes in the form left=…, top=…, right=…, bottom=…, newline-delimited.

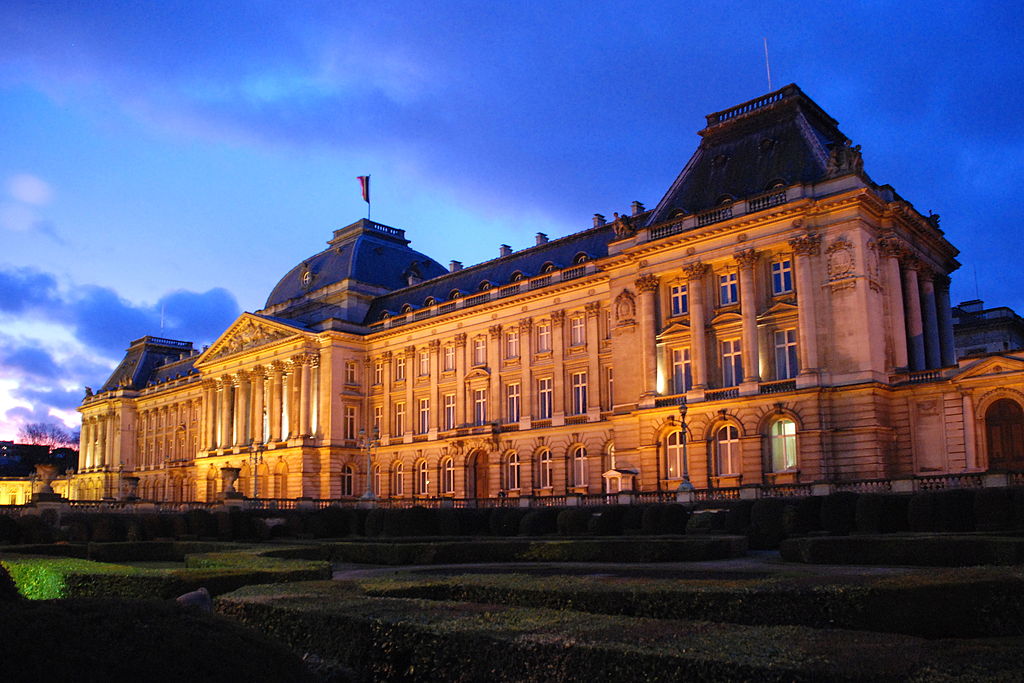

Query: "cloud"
left=7, top=173, right=53, bottom=205
left=0, top=267, right=61, bottom=313
left=0, top=346, right=60, bottom=379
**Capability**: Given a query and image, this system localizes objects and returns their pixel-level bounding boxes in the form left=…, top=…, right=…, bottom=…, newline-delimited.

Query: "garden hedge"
left=779, top=534, right=1024, bottom=567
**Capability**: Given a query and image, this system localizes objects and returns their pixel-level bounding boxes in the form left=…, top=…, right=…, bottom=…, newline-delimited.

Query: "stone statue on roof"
left=826, top=139, right=864, bottom=176
left=612, top=212, right=635, bottom=239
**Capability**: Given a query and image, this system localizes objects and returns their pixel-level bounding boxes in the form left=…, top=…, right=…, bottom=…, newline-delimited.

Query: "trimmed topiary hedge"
left=780, top=534, right=1024, bottom=567
left=0, top=563, right=20, bottom=602
left=820, top=491, right=859, bottom=535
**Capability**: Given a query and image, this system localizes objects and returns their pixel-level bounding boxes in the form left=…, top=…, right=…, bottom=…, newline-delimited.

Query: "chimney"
left=499, top=244, right=512, bottom=257
left=593, top=213, right=606, bottom=227
left=631, top=200, right=645, bottom=216
left=535, top=233, right=548, bottom=246
left=449, top=260, right=463, bottom=272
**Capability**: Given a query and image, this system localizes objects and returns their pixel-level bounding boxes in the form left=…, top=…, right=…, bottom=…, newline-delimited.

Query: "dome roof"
left=264, top=219, right=447, bottom=310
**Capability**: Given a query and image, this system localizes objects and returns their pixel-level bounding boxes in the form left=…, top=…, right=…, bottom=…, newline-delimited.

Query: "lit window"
left=569, top=316, right=586, bottom=346
left=395, top=355, right=406, bottom=381
left=538, top=448, right=553, bottom=488
left=441, top=457, right=455, bottom=494
left=538, top=378, right=553, bottom=419
left=343, top=405, right=357, bottom=440
left=670, top=284, right=689, bottom=316
left=672, top=348, right=692, bottom=394
left=373, top=405, right=382, bottom=435
left=665, top=430, right=686, bottom=479
left=473, top=388, right=487, bottom=426
left=418, top=350, right=430, bottom=376
left=571, top=371, right=588, bottom=415
left=345, top=361, right=358, bottom=385
left=537, top=322, right=552, bottom=353
left=774, top=328, right=799, bottom=380
left=770, top=419, right=797, bottom=472
left=721, top=339, right=743, bottom=387
left=443, top=344, right=456, bottom=371
left=719, top=272, right=738, bottom=305
left=373, top=465, right=381, bottom=495
left=340, top=464, right=354, bottom=496
left=418, top=397, right=430, bottom=434
left=416, top=460, right=429, bottom=495
left=505, top=330, right=520, bottom=359
left=394, top=402, right=406, bottom=436
left=605, top=366, right=614, bottom=410
left=506, top=382, right=521, bottom=422
left=505, top=452, right=520, bottom=490
left=374, top=362, right=383, bottom=385
left=393, top=463, right=404, bottom=496
left=772, top=259, right=793, bottom=295
left=443, top=393, right=456, bottom=430
left=572, top=446, right=588, bottom=487
left=473, top=337, right=487, bottom=366
left=715, top=425, right=740, bottom=475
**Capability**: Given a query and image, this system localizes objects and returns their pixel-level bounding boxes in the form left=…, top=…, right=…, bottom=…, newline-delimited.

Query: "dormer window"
left=541, top=262, right=556, bottom=274
left=424, top=297, right=437, bottom=307
left=510, top=271, right=524, bottom=282
left=573, top=253, right=588, bottom=265
left=449, top=290, right=462, bottom=300
left=479, top=281, right=492, bottom=291
left=401, top=304, right=413, bottom=314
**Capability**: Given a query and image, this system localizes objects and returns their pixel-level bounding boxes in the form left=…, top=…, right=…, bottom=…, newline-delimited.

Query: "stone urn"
left=220, top=467, right=242, bottom=499
left=121, top=476, right=140, bottom=501
left=34, top=463, right=59, bottom=495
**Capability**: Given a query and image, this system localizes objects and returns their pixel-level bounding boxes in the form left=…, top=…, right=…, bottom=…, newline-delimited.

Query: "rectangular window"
left=443, top=344, right=456, bottom=371
left=772, top=259, right=794, bottom=295
left=721, top=339, right=743, bottom=387
left=774, top=328, right=799, bottom=379
left=571, top=371, right=588, bottom=415
left=395, top=355, right=406, bottom=381
left=473, top=388, right=488, bottom=426
left=345, top=361, right=358, bottom=385
left=605, top=366, right=614, bottom=410
left=373, top=362, right=383, bottom=385
left=670, top=284, right=689, bottom=316
left=443, top=393, right=456, bottom=430
left=505, top=330, right=520, bottom=359
left=604, top=309, right=613, bottom=339
left=418, top=350, right=430, bottom=376
left=537, top=322, right=552, bottom=353
left=472, top=337, right=487, bottom=366
left=672, top=347, right=692, bottom=394
left=719, top=272, right=738, bottom=305
left=343, top=405, right=357, bottom=440
left=418, top=397, right=430, bottom=434
left=569, top=316, right=586, bottom=346
left=506, top=382, right=521, bottom=422
left=538, top=377, right=553, bottom=419
left=373, top=405, right=382, bottom=435
left=394, top=402, right=406, bottom=436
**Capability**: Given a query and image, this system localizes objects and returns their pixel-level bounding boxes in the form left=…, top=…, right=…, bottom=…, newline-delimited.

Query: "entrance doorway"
left=986, top=398, right=1024, bottom=469
left=466, top=451, right=489, bottom=499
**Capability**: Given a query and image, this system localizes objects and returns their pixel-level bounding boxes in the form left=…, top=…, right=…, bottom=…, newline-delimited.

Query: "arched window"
left=440, top=457, right=455, bottom=494
left=572, top=446, right=588, bottom=488
left=715, top=425, right=740, bottom=476
left=401, top=303, right=413, bottom=314
left=380, top=312, right=391, bottom=321
left=510, top=271, right=524, bottom=282
left=504, top=452, right=520, bottom=491
left=538, top=449, right=553, bottom=489
left=479, top=280, right=492, bottom=291
left=424, top=296, right=437, bottom=307
left=449, top=290, right=462, bottom=300
left=393, top=463, right=404, bottom=496
left=541, top=262, right=556, bottom=274
left=769, top=419, right=797, bottom=472
left=573, top=252, right=588, bottom=265
left=415, top=460, right=429, bottom=495
left=665, top=430, right=686, bottom=479
left=340, top=464, right=354, bottom=497
left=986, top=399, right=1024, bottom=469
left=372, top=465, right=381, bottom=496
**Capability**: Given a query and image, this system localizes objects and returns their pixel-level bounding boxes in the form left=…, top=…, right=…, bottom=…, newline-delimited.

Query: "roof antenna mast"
left=763, top=37, right=773, bottom=92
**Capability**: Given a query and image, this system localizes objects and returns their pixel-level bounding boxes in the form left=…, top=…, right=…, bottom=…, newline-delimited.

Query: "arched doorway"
left=986, top=398, right=1024, bottom=469
left=466, top=451, right=489, bottom=499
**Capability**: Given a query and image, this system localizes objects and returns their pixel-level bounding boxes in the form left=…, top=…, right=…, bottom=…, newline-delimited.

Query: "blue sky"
left=1, top=1, right=1023, bottom=439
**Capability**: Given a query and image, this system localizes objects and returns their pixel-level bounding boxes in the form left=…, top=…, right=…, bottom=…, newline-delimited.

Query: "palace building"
left=73, top=84, right=1024, bottom=503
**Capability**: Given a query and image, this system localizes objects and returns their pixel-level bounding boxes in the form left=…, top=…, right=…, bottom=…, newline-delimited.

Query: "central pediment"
left=196, top=314, right=308, bottom=365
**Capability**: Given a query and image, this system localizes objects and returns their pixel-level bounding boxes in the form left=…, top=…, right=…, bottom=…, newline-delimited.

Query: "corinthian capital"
left=733, top=248, right=760, bottom=269
left=789, top=232, right=822, bottom=256
left=877, top=233, right=907, bottom=259
left=635, top=274, right=659, bottom=293
left=682, top=262, right=708, bottom=281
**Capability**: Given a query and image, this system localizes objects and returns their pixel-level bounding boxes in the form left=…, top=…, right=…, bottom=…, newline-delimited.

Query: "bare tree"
left=18, top=422, right=76, bottom=450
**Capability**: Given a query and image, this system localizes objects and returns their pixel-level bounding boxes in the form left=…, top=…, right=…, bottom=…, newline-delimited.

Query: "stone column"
left=878, top=235, right=909, bottom=369
left=735, top=249, right=761, bottom=382
left=218, top=377, right=232, bottom=448
left=453, top=337, right=466, bottom=426
left=551, top=310, right=567, bottom=418
left=269, top=362, right=284, bottom=442
left=81, top=421, right=92, bottom=470
left=382, top=351, right=395, bottom=435
left=585, top=302, right=601, bottom=411
left=251, top=367, right=266, bottom=444
left=635, top=274, right=659, bottom=398
left=104, top=415, right=115, bottom=468
left=202, top=380, right=215, bottom=450
left=901, top=258, right=926, bottom=371
left=299, top=355, right=312, bottom=437
left=519, top=320, right=533, bottom=423
left=237, top=371, right=251, bottom=446
left=428, top=340, right=440, bottom=432
left=684, top=263, right=710, bottom=388
left=487, top=327, right=501, bottom=423
left=404, top=346, right=416, bottom=435
left=919, top=267, right=941, bottom=369
left=788, top=232, right=822, bottom=374
left=935, top=274, right=956, bottom=367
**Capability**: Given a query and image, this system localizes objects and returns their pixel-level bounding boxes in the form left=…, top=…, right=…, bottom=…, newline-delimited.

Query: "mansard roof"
left=100, top=336, right=196, bottom=392
left=363, top=223, right=616, bottom=324
left=647, top=84, right=853, bottom=225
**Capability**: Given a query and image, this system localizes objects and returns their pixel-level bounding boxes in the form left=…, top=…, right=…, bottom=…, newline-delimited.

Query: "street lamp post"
left=248, top=441, right=265, bottom=499
left=678, top=402, right=695, bottom=493
left=358, top=427, right=379, bottom=501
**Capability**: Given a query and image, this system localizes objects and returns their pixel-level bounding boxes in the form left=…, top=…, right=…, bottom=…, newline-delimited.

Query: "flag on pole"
left=357, top=176, right=370, bottom=203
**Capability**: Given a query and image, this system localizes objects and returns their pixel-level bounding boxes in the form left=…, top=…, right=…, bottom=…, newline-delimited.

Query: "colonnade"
left=135, top=399, right=200, bottom=468
left=79, top=414, right=115, bottom=471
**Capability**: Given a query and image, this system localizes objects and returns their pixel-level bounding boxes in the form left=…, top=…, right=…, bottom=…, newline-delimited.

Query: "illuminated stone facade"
left=75, top=84, right=1024, bottom=502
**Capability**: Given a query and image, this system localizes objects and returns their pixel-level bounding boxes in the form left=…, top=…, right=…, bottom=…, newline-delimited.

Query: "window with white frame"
left=672, top=347, right=692, bottom=394
left=416, top=460, right=429, bottom=495
left=721, top=339, right=743, bottom=387
left=771, top=258, right=793, bottom=295
left=443, top=393, right=456, bottom=430
left=605, top=366, right=614, bottom=409
left=373, top=362, right=383, bottom=385
left=373, top=405, right=382, bottom=436
left=538, top=448, right=553, bottom=488
left=418, top=397, right=430, bottom=434
left=774, top=328, right=799, bottom=380
left=441, top=457, right=455, bottom=494
left=394, top=402, right=406, bottom=436
left=443, top=344, right=456, bottom=371
left=536, top=321, right=552, bottom=353
left=418, top=350, right=430, bottom=376
left=373, top=465, right=381, bottom=496
left=569, top=316, right=586, bottom=346
left=571, top=371, right=588, bottom=415
left=505, top=330, right=520, bottom=359
left=715, top=425, right=740, bottom=475
left=537, top=377, right=553, bottom=419
left=665, top=430, right=686, bottom=479
left=343, top=405, right=357, bottom=440
left=572, top=445, right=588, bottom=487
left=393, top=463, right=404, bottom=496
left=472, top=337, right=487, bottom=365
left=395, top=355, right=406, bottom=381
left=345, top=361, right=358, bottom=385
left=340, top=465, right=354, bottom=496
left=769, top=418, right=797, bottom=472
left=473, top=388, right=487, bottom=425
left=506, top=382, right=521, bottom=422
left=719, top=271, right=738, bottom=305
left=604, top=309, right=613, bottom=339
left=504, top=452, right=520, bottom=490
left=670, top=284, right=689, bottom=316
